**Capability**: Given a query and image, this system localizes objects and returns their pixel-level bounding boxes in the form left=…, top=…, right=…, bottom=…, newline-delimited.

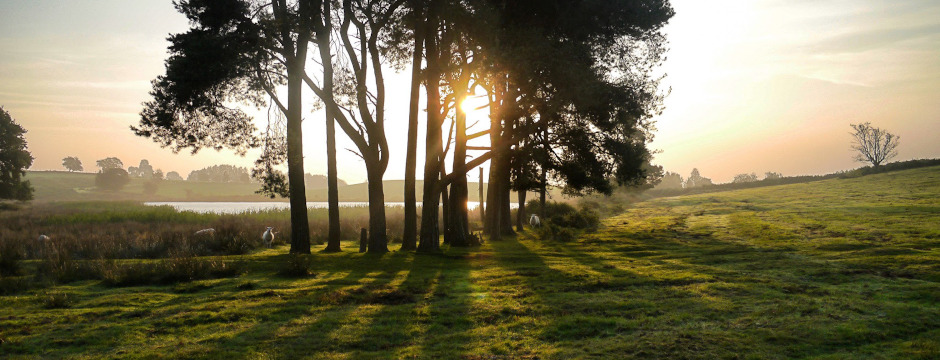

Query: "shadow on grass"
left=513, top=223, right=940, bottom=359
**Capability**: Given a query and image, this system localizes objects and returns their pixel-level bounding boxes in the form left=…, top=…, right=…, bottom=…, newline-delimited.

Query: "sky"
left=1, top=0, right=938, bottom=184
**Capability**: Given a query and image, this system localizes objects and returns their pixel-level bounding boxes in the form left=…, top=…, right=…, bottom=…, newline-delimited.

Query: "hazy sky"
left=1, top=0, right=938, bottom=184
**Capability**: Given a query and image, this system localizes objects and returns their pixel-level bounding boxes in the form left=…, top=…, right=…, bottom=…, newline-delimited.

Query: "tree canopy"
left=62, top=156, right=83, bottom=172
left=96, top=157, right=124, bottom=171
left=0, top=107, right=34, bottom=201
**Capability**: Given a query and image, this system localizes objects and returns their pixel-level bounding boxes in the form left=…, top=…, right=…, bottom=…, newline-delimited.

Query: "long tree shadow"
left=513, top=223, right=940, bottom=358
left=415, top=251, right=476, bottom=358
left=185, top=251, right=413, bottom=359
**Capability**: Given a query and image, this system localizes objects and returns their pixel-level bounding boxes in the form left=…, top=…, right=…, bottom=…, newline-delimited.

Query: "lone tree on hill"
left=850, top=122, right=899, bottom=168
left=62, top=156, right=83, bottom=172
left=0, top=107, right=34, bottom=201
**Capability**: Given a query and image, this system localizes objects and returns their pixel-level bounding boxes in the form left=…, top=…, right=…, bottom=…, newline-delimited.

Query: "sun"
left=459, top=95, right=489, bottom=117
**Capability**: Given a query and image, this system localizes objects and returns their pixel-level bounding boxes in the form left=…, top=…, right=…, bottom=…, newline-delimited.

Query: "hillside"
left=2, top=166, right=937, bottom=358
left=24, top=171, right=550, bottom=203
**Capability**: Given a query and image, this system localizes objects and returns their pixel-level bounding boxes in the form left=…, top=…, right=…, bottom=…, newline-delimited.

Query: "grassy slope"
left=3, top=167, right=939, bottom=359
left=25, top=171, right=545, bottom=203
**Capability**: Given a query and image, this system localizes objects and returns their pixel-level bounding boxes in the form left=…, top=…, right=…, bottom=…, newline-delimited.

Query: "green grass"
left=1, top=167, right=938, bottom=358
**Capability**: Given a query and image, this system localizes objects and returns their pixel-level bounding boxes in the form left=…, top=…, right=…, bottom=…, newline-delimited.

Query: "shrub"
left=39, top=291, right=75, bottom=309
left=95, top=168, right=130, bottom=191
left=142, top=180, right=159, bottom=195
left=101, top=256, right=245, bottom=287
left=528, top=201, right=600, bottom=231
left=278, top=254, right=314, bottom=278
left=0, top=240, right=23, bottom=276
left=534, top=223, right=578, bottom=242
left=527, top=201, right=599, bottom=242
left=0, top=276, right=34, bottom=295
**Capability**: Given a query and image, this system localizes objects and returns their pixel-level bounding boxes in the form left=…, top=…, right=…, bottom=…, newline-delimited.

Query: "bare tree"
left=850, top=122, right=899, bottom=168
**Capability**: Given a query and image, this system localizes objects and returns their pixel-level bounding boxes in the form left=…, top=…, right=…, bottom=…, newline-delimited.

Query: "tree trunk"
left=418, top=4, right=442, bottom=253
left=539, top=122, right=548, bottom=215
left=447, top=80, right=471, bottom=246
left=401, top=2, right=424, bottom=252
left=366, top=163, right=388, bottom=253
left=516, top=190, right=526, bottom=231
left=479, top=167, right=485, bottom=223
left=286, top=61, right=310, bottom=254
left=441, top=183, right=450, bottom=244
left=324, top=109, right=341, bottom=252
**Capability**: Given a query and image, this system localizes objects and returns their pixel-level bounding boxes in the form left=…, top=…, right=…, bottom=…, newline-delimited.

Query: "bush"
left=34, top=247, right=100, bottom=283
left=95, top=168, right=130, bottom=191
left=102, top=256, right=244, bottom=287
left=534, top=223, right=578, bottom=242
left=0, top=276, right=34, bottom=295
left=278, top=254, right=314, bottom=278
left=142, top=180, right=159, bottom=195
left=0, top=240, right=23, bottom=276
left=526, top=201, right=600, bottom=242
left=39, top=291, right=75, bottom=309
left=528, top=201, right=600, bottom=231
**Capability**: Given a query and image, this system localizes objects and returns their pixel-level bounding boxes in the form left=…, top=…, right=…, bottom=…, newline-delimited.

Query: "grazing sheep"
left=529, top=214, right=542, bottom=228
left=194, top=228, right=216, bottom=237
left=38, top=234, right=51, bottom=242
left=262, top=227, right=274, bottom=248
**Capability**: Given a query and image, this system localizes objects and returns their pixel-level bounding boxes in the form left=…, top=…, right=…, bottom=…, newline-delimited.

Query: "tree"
left=136, top=159, right=154, bottom=179
left=732, top=173, right=758, bottom=184
left=135, top=0, right=315, bottom=254
left=685, top=168, right=713, bottom=188
left=95, top=168, right=130, bottom=191
left=188, top=165, right=251, bottom=182
left=301, top=0, right=406, bottom=253
left=656, top=171, right=684, bottom=190
left=764, top=171, right=782, bottom=180
left=404, top=0, right=673, bottom=246
left=62, top=156, right=83, bottom=172
left=166, top=171, right=184, bottom=181
left=851, top=122, right=899, bottom=168
left=153, top=169, right=164, bottom=180
left=96, top=157, right=123, bottom=171
left=0, top=107, right=34, bottom=201
left=400, top=0, right=425, bottom=251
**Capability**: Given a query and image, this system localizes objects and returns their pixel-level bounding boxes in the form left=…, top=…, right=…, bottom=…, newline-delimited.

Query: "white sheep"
left=194, top=228, right=216, bottom=237
left=38, top=234, right=51, bottom=242
left=262, top=227, right=274, bottom=248
left=529, top=214, right=542, bottom=228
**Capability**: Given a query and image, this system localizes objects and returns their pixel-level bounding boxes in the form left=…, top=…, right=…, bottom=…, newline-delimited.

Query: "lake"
left=145, top=201, right=492, bottom=214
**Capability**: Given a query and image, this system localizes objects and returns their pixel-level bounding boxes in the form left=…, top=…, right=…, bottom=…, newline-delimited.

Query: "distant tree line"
left=187, top=165, right=251, bottom=183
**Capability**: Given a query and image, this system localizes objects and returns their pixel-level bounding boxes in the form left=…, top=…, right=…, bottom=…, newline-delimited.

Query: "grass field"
left=1, top=166, right=938, bottom=359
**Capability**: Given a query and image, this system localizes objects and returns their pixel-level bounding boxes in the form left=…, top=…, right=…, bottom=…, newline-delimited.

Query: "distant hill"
left=24, top=171, right=548, bottom=203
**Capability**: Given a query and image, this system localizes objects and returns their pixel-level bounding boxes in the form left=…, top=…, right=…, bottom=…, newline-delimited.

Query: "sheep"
left=529, top=214, right=542, bottom=228
left=194, top=228, right=216, bottom=237
left=262, top=227, right=275, bottom=248
left=37, top=234, right=51, bottom=242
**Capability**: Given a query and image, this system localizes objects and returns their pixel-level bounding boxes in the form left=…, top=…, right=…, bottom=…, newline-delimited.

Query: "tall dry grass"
left=0, top=202, right=407, bottom=261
